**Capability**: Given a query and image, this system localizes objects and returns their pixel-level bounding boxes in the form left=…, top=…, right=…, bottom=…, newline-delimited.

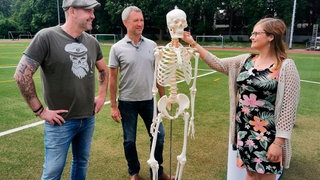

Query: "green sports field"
left=0, top=41, right=319, bottom=179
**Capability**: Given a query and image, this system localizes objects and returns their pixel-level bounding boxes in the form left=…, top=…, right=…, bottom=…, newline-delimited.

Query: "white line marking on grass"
left=301, top=79, right=320, bottom=85
left=0, top=66, right=17, bottom=69
left=0, top=70, right=216, bottom=137
left=0, top=120, right=44, bottom=137
left=104, top=100, right=111, bottom=105
left=0, top=100, right=111, bottom=137
left=197, top=68, right=214, bottom=72
left=2, top=70, right=318, bottom=137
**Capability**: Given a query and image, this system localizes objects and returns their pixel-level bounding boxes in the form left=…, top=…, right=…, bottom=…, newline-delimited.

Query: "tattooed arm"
left=14, top=55, right=42, bottom=111
left=14, top=55, right=68, bottom=125
left=94, top=58, right=109, bottom=114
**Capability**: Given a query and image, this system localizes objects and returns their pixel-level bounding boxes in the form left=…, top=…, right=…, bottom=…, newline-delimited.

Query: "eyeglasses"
left=251, top=31, right=266, bottom=37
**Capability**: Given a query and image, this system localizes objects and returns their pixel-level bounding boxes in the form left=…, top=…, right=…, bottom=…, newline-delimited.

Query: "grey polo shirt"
left=108, top=35, right=157, bottom=101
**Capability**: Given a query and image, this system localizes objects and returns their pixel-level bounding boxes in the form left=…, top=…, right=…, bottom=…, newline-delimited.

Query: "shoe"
left=130, top=174, right=140, bottom=180
left=158, top=173, right=175, bottom=180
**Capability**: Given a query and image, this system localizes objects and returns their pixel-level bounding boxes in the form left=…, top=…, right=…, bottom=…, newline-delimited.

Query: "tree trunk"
left=159, top=29, right=163, bottom=41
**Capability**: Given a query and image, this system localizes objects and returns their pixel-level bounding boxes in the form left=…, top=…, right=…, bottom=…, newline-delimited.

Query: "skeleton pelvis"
left=158, top=93, right=190, bottom=119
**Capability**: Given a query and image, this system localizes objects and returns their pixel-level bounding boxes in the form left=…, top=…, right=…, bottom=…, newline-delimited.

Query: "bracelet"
left=34, top=105, right=44, bottom=116
left=35, top=107, right=44, bottom=116
left=189, top=41, right=198, bottom=48
left=33, top=105, right=43, bottom=113
left=272, top=142, right=284, bottom=148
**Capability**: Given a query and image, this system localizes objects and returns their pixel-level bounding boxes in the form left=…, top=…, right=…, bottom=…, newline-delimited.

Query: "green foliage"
left=242, top=0, right=269, bottom=33
left=0, top=0, right=319, bottom=38
left=11, top=0, right=59, bottom=32
left=0, top=18, right=18, bottom=38
left=0, top=0, right=13, bottom=18
left=30, top=0, right=60, bottom=30
left=274, top=0, right=294, bottom=24
left=12, top=0, right=35, bottom=31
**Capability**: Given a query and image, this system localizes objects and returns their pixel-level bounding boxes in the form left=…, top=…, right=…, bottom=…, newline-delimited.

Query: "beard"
left=80, top=19, right=93, bottom=31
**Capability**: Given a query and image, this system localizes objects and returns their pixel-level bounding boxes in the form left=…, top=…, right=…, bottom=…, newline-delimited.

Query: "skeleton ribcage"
left=156, top=46, right=192, bottom=87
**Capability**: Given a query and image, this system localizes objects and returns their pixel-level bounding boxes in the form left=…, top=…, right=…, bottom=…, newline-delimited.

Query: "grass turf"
left=0, top=42, right=319, bottom=179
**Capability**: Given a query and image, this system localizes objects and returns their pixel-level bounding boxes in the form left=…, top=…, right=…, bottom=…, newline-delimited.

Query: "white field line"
left=0, top=100, right=110, bottom=137
left=1, top=69, right=319, bottom=137
left=300, top=79, right=320, bottom=85
left=0, top=120, right=45, bottom=137
left=0, top=66, right=17, bottom=69
left=0, top=70, right=217, bottom=137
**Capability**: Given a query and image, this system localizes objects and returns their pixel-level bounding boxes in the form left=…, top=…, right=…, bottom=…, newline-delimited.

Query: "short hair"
left=121, top=6, right=142, bottom=20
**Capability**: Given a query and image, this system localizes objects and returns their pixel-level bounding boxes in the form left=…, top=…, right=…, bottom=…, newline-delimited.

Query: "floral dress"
left=235, top=56, right=282, bottom=174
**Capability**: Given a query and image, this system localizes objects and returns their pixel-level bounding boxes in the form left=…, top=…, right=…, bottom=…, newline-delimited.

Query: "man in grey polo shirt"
left=109, top=6, right=173, bottom=180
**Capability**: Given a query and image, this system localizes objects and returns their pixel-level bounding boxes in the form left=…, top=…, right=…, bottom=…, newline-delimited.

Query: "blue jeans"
left=118, top=100, right=165, bottom=176
left=41, top=116, right=95, bottom=180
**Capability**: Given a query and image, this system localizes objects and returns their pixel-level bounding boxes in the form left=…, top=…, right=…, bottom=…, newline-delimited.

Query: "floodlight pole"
left=57, top=0, right=61, bottom=25
left=289, top=0, right=297, bottom=49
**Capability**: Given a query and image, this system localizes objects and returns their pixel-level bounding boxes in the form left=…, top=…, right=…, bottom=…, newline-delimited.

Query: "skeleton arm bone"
left=151, top=47, right=167, bottom=131
left=187, top=49, right=200, bottom=138
left=154, top=48, right=166, bottom=97
left=152, top=48, right=161, bottom=122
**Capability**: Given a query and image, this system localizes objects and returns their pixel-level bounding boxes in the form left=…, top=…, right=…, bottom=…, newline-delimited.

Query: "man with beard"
left=14, top=0, right=108, bottom=179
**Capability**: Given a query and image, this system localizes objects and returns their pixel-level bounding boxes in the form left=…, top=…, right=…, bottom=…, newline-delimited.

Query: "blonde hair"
left=255, top=18, right=288, bottom=69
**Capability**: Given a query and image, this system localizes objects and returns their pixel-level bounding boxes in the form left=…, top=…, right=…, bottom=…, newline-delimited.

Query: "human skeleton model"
left=147, top=7, right=199, bottom=180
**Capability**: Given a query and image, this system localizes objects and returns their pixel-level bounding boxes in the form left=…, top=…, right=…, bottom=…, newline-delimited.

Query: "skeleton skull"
left=166, top=6, right=187, bottom=38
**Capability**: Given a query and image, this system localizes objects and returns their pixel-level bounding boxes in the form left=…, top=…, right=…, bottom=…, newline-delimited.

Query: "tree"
left=10, top=0, right=60, bottom=33
left=31, top=0, right=60, bottom=30
left=242, top=0, right=270, bottom=35
left=0, top=0, right=13, bottom=18
left=138, top=0, right=173, bottom=40
left=11, top=0, right=34, bottom=32
left=220, top=0, right=246, bottom=35
left=0, top=0, right=319, bottom=39
left=105, top=0, right=133, bottom=37
left=0, top=18, right=18, bottom=38
left=191, top=0, right=216, bottom=35
left=92, top=0, right=110, bottom=34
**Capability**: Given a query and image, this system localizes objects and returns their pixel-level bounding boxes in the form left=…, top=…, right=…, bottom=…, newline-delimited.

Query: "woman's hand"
left=182, top=31, right=195, bottom=44
left=266, top=142, right=283, bottom=162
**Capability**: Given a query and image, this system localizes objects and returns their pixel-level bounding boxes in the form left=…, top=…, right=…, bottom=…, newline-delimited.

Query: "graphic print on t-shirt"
left=65, top=43, right=89, bottom=79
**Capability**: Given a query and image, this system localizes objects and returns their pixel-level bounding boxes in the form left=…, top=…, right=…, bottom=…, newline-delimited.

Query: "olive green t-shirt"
left=24, top=25, right=103, bottom=119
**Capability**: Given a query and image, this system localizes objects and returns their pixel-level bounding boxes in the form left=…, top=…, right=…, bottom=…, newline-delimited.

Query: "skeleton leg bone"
left=148, top=114, right=163, bottom=180
left=175, top=112, right=190, bottom=180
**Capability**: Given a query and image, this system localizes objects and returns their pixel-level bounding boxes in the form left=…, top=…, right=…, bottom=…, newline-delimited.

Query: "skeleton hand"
left=188, top=117, right=195, bottom=138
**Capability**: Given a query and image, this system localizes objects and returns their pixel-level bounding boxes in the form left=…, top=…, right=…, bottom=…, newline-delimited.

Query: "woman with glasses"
left=182, top=18, right=300, bottom=180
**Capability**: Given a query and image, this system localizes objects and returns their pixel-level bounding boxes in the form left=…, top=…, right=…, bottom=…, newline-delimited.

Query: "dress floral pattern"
left=235, top=56, right=282, bottom=174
